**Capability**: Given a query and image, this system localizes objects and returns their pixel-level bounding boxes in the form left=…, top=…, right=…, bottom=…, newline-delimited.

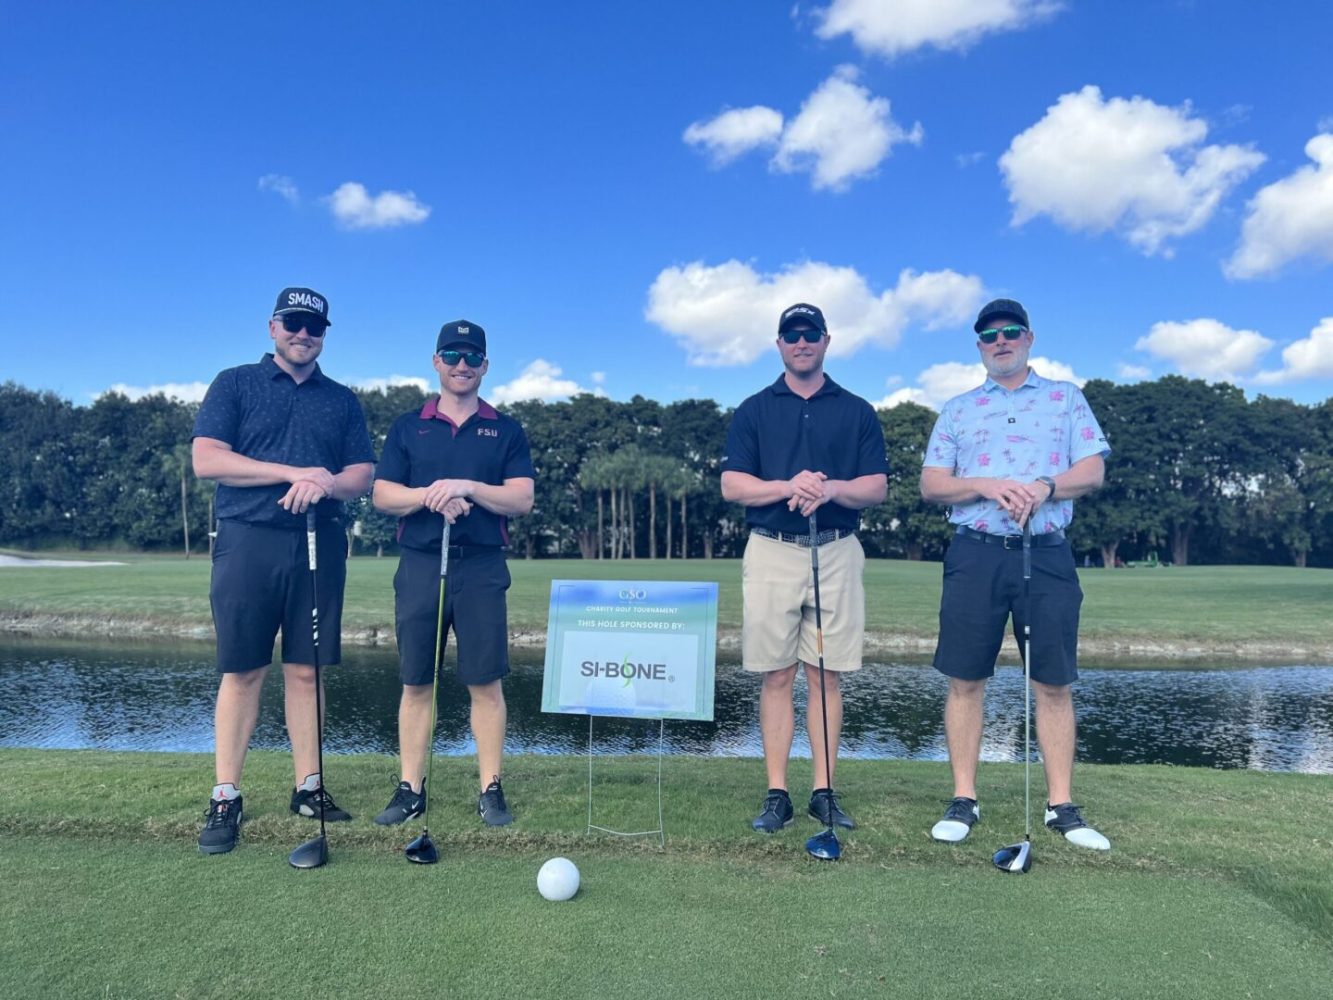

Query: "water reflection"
left=1, top=639, right=1330, bottom=773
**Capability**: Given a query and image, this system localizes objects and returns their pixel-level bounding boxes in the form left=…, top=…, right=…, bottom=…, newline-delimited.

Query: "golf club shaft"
left=420, top=519, right=450, bottom=834
left=808, top=513, right=834, bottom=829
left=305, top=510, right=326, bottom=841
left=1022, top=518, right=1032, bottom=842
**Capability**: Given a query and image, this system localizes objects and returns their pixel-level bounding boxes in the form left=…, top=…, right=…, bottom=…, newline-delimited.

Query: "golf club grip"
left=1021, top=518, right=1031, bottom=581
left=439, top=519, right=450, bottom=577
left=306, top=510, right=318, bottom=573
left=807, top=514, right=823, bottom=630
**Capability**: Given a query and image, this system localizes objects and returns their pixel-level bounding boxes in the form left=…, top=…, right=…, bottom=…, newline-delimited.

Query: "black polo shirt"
left=721, top=374, right=888, bottom=534
left=192, top=354, right=375, bottom=529
left=375, top=396, right=535, bottom=551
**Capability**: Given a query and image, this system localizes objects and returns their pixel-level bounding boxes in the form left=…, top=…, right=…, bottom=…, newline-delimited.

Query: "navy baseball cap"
left=273, top=287, right=331, bottom=325
left=436, top=320, right=487, bottom=355
left=974, top=298, right=1029, bottom=333
left=778, top=302, right=827, bottom=334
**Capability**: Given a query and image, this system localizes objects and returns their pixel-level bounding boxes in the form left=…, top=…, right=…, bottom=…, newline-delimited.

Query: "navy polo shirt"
left=192, top=354, right=376, bottom=529
left=721, top=374, right=888, bottom=534
left=375, top=396, right=535, bottom=551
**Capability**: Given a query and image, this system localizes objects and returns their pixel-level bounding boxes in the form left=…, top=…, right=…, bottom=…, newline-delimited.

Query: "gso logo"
left=618, top=588, right=646, bottom=601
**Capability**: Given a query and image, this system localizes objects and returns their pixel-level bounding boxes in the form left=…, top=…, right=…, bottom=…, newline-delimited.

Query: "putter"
left=290, top=510, right=330, bottom=869
left=405, top=519, right=450, bottom=865
left=993, top=519, right=1034, bottom=875
left=804, top=512, right=842, bottom=862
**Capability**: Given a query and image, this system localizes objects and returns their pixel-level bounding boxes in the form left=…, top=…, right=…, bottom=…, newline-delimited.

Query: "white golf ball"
left=537, top=857, right=580, bottom=901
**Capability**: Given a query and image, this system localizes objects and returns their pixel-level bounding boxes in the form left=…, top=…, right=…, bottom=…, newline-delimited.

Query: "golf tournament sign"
left=541, top=580, right=718, bottom=721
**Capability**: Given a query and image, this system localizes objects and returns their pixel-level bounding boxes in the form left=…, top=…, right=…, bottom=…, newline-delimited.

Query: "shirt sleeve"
left=503, top=423, right=537, bottom=480
left=922, top=407, right=958, bottom=469
left=856, top=401, right=889, bottom=476
left=374, top=417, right=411, bottom=484
left=340, top=392, right=377, bottom=468
left=1067, top=386, right=1111, bottom=463
left=720, top=401, right=759, bottom=475
left=191, top=370, right=240, bottom=445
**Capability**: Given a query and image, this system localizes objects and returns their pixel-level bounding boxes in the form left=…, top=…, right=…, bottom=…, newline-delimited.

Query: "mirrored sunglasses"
left=438, top=349, right=486, bottom=367
left=977, top=325, right=1027, bottom=345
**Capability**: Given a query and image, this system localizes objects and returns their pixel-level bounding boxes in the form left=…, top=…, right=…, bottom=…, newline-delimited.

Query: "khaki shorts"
left=741, top=531, right=865, bottom=672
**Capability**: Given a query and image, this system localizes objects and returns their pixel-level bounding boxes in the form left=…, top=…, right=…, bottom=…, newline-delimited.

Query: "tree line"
left=1, top=377, right=1330, bottom=567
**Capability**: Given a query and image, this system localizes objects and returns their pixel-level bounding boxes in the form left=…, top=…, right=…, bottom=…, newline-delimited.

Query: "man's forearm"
left=827, top=474, right=887, bottom=510
left=329, top=463, right=374, bottom=502
left=720, top=471, right=792, bottom=507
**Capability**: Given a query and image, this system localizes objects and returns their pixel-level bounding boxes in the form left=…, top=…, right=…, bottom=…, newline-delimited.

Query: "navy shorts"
left=394, top=545, right=511, bottom=687
left=932, top=532, right=1082, bottom=686
left=209, top=519, right=346, bottom=674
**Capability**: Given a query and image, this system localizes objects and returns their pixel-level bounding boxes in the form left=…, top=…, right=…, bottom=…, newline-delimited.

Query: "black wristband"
left=1036, top=475, right=1057, bottom=500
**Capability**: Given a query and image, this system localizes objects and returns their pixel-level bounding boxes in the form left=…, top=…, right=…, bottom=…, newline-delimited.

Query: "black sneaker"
left=199, top=796, right=243, bottom=855
left=478, top=777, right=513, bottom=827
left=290, top=786, right=352, bottom=822
left=808, top=789, right=856, bottom=830
left=751, top=790, right=794, bottom=833
left=931, top=796, right=979, bottom=843
left=374, top=780, right=426, bottom=826
left=1044, top=802, right=1110, bottom=850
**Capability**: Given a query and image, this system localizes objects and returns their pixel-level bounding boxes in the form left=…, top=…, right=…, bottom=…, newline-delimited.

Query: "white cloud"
left=590, top=371, right=606, bottom=385
left=1117, top=363, right=1152, bottom=380
left=682, top=106, right=784, bottom=165
left=955, top=151, right=986, bottom=168
left=1135, top=318, right=1274, bottom=381
left=683, top=67, right=921, bottom=192
left=773, top=66, right=923, bottom=191
left=1000, top=85, right=1265, bottom=255
left=645, top=259, right=983, bottom=366
left=100, top=381, right=210, bottom=403
left=488, top=360, right=603, bottom=404
left=1254, top=317, right=1333, bottom=384
left=352, top=375, right=430, bottom=393
left=325, top=182, right=431, bottom=229
left=1225, top=134, right=1333, bottom=278
left=873, top=354, right=1084, bottom=410
left=814, top=0, right=1062, bottom=57
left=258, top=174, right=299, bottom=204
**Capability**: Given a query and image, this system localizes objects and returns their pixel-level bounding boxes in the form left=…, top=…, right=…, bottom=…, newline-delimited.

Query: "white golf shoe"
left=1044, top=802, right=1111, bottom=850
left=931, top=796, right=979, bottom=842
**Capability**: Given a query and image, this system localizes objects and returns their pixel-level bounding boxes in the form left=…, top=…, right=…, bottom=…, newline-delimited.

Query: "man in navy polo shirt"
left=721, top=302, right=888, bottom=834
left=921, top=297, right=1112, bottom=850
left=192, top=286, right=375, bottom=855
left=372, top=319, right=535, bottom=827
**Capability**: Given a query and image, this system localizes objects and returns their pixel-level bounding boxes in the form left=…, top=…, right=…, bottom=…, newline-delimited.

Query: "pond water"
left=1, top=638, right=1331, bottom=773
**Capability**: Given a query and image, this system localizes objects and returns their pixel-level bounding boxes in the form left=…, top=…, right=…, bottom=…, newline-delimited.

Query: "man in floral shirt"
left=921, top=298, right=1112, bottom=851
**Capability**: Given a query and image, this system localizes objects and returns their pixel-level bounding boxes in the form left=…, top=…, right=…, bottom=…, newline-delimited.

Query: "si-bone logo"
left=287, top=291, right=326, bottom=314
left=581, top=653, right=674, bottom=687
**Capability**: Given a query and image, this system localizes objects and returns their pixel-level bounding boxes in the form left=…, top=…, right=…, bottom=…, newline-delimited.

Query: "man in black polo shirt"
left=372, top=319, right=535, bottom=828
left=721, top=302, right=888, bottom=834
left=192, top=286, right=375, bottom=855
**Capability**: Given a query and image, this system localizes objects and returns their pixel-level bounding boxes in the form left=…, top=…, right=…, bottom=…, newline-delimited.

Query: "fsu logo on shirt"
left=477, top=426, right=498, bottom=438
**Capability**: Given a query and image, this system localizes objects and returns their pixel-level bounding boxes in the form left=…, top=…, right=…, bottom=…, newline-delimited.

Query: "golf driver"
left=405, top=519, right=450, bottom=864
left=993, top=519, right=1034, bottom=875
left=804, top=511, right=841, bottom=862
left=290, top=510, right=329, bottom=870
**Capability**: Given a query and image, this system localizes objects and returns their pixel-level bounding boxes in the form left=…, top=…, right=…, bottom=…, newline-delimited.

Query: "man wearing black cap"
left=372, top=320, right=535, bottom=827
left=921, top=297, right=1112, bottom=850
left=192, top=287, right=376, bottom=855
left=721, top=303, right=888, bottom=834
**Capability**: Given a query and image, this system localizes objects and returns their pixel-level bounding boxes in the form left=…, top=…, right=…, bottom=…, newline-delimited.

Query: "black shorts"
left=932, top=532, right=1082, bottom=686
left=394, top=545, right=511, bottom=687
left=209, top=519, right=346, bottom=674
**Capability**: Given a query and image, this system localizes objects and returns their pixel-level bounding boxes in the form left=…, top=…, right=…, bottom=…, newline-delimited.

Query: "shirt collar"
left=768, top=373, right=842, bottom=398
left=419, top=396, right=499, bottom=422
left=261, top=353, right=324, bottom=383
left=982, top=367, right=1045, bottom=393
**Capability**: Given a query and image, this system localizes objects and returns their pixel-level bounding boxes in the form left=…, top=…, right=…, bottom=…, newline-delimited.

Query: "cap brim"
left=275, top=308, right=330, bottom=326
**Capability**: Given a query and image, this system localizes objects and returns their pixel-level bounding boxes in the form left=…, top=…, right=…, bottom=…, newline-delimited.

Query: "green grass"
left=2, top=556, right=1331, bottom=659
left=1, top=750, right=1330, bottom=999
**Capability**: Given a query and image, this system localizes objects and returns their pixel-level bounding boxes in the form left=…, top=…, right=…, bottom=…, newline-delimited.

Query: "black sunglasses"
left=977, top=325, right=1027, bottom=345
left=780, top=329, right=825, bottom=344
left=280, top=314, right=328, bottom=337
left=438, top=349, right=486, bottom=367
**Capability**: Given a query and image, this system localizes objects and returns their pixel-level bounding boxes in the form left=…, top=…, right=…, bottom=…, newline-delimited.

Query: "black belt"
left=443, top=544, right=505, bottom=559
left=955, top=526, right=1065, bottom=549
left=751, top=527, right=855, bottom=547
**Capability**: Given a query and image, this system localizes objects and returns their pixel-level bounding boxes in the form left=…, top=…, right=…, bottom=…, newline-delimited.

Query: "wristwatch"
left=1036, top=476, right=1057, bottom=500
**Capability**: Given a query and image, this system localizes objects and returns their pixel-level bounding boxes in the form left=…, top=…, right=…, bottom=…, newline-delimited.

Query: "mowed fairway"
left=1, top=751, right=1330, bottom=999
left=3, top=555, right=1332, bottom=657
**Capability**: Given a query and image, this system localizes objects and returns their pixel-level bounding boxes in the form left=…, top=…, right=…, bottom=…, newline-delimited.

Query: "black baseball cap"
left=436, top=320, right=487, bottom=356
left=778, top=302, right=827, bottom=334
left=974, top=298, right=1029, bottom=333
left=273, top=287, right=331, bottom=325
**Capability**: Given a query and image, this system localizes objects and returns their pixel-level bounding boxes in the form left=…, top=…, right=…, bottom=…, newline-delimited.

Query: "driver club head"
left=404, top=831, right=439, bottom=865
left=288, top=834, right=329, bottom=870
left=992, top=839, right=1032, bottom=874
left=805, top=828, right=842, bottom=861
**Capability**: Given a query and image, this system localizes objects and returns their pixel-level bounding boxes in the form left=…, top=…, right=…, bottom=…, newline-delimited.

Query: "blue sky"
left=3, top=1, right=1332, bottom=411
